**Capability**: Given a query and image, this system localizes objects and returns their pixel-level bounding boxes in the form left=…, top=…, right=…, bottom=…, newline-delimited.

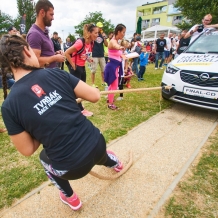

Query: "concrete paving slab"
left=1, top=103, right=218, bottom=218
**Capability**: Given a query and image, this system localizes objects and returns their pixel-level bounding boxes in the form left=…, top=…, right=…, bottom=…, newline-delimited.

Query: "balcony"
left=172, top=19, right=182, bottom=25
left=142, top=23, right=150, bottom=30
left=153, top=10, right=162, bottom=14
left=144, top=12, right=152, bottom=16
left=153, top=6, right=167, bottom=14
left=151, top=22, right=160, bottom=26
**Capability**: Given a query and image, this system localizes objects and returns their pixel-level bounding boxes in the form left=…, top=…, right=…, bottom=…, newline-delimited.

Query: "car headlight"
left=166, top=64, right=180, bottom=74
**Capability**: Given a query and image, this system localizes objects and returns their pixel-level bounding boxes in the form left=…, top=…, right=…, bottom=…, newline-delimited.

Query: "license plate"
left=183, top=87, right=218, bottom=99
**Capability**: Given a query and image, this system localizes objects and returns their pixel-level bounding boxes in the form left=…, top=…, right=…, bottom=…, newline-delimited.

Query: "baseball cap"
left=96, top=22, right=103, bottom=28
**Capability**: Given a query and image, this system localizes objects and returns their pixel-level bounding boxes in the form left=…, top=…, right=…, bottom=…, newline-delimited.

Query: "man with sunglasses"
left=27, top=0, right=65, bottom=68
left=90, top=22, right=108, bottom=88
left=185, top=14, right=215, bottom=43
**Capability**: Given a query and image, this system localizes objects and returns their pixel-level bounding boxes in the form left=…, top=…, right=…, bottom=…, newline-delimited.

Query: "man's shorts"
left=164, top=50, right=170, bottom=58
left=170, top=48, right=173, bottom=55
left=91, top=57, right=106, bottom=73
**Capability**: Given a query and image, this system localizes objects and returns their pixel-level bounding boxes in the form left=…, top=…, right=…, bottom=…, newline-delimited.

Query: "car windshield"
left=185, top=30, right=218, bottom=54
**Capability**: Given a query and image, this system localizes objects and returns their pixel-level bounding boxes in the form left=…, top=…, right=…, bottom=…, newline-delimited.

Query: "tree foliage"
left=175, top=0, right=218, bottom=30
left=16, top=0, right=36, bottom=33
left=176, top=21, right=193, bottom=31
left=67, top=33, right=76, bottom=42
left=74, top=11, right=114, bottom=37
left=0, top=11, right=14, bottom=34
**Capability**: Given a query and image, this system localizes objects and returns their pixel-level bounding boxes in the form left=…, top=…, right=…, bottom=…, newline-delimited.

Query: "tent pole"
left=155, top=25, right=157, bottom=39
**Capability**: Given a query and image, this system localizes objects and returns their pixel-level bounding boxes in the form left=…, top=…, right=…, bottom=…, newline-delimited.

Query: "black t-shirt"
left=1, top=68, right=100, bottom=170
left=51, top=38, right=61, bottom=52
left=177, top=37, right=191, bottom=54
left=156, top=38, right=166, bottom=52
left=92, top=34, right=105, bottom=57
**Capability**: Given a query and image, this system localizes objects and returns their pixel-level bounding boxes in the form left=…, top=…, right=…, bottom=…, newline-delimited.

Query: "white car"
left=161, top=29, right=218, bottom=111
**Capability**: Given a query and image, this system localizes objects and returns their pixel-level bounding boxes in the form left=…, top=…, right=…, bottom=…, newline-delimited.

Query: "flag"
left=20, top=14, right=26, bottom=34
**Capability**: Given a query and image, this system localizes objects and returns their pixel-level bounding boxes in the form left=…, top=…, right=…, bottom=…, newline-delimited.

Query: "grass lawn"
left=162, top=126, right=218, bottom=218
left=0, top=63, right=172, bottom=210
left=1, top=62, right=218, bottom=216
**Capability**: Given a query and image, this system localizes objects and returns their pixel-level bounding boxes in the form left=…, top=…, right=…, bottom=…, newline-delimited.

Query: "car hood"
left=172, top=53, right=218, bottom=72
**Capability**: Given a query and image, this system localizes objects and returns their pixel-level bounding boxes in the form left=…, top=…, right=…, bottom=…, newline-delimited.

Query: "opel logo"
left=199, top=73, right=209, bottom=81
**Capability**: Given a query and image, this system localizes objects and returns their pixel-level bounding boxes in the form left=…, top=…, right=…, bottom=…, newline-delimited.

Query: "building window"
left=142, top=20, right=150, bottom=30
left=152, top=18, right=160, bottom=23
left=172, top=16, right=183, bottom=25
left=153, top=6, right=167, bottom=14
left=168, top=5, right=181, bottom=14
left=174, top=16, right=183, bottom=20
left=167, top=16, right=172, bottom=22
left=151, top=18, right=160, bottom=26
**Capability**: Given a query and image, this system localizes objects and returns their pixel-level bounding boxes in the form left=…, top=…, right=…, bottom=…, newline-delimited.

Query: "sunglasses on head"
left=88, top=23, right=96, bottom=31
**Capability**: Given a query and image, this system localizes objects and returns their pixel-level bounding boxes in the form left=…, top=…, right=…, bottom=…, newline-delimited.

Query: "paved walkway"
left=1, top=103, right=218, bottom=218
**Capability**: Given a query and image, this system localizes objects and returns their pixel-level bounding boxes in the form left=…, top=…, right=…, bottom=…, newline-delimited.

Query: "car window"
left=186, top=30, right=218, bottom=53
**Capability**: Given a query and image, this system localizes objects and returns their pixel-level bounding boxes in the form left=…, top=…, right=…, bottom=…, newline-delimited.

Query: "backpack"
left=135, top=42, right=142, bottom=54
left=65, top=38, right=86, bottom=65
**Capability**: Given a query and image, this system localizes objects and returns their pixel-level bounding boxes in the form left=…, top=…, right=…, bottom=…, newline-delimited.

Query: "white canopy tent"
left=141, top=25, right=180, bottom=42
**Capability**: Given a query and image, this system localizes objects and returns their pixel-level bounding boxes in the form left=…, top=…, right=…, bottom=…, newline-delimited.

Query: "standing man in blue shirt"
left=91, top=22, right=108, bottom=88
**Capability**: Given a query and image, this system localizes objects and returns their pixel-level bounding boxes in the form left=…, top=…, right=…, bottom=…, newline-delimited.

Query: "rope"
left=76, top=86, right=172, bottom=103
left=100, top=86, right=162, bottom=95
left=89, top=151, right=133, bottom=180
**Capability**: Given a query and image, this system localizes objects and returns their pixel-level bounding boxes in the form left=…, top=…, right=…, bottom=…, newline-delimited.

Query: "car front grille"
left=180, top=71, right=218, bottom=87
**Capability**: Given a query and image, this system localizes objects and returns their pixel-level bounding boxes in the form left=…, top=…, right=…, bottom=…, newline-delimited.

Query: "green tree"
left=175, top=0, right=218, bottom=30
left=67, top=33, right=76, bottom=42
left=0, top=11, right=14, bottom=34
left=74, top=11, right=114, bottom=37
left=16, top=0, right=36, bottom=33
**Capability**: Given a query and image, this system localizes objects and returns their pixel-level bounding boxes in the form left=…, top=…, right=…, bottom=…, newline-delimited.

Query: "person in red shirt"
left=65, top=24, right=98, bottom=117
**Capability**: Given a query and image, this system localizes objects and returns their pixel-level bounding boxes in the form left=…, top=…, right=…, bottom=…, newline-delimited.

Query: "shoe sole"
left=108, top=106, right=119, bottom=110
left=107, top=150, right=123, bottom=172
left=82, top=114, right=93, bottom=116
left=60, top=196, right=82, bottom=211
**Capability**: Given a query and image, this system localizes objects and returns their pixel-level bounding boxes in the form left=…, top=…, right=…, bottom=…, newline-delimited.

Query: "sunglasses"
left=88, top=23, right=96, bottom=31
left=204, top=19, right=211, bottom=22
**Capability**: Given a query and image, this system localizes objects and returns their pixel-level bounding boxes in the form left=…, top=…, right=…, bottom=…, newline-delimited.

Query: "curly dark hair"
left=0, top=34, right=39, bottom=99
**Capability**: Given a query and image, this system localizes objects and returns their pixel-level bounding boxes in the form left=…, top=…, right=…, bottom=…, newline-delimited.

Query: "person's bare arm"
left=153, top=41, right=157, bottom=53
left=205, top=24, right=218, bottom=28
left=103, top=39, right=108, bottom=47
left=74, top=80, right=100, bottom=103
left=102, top=34, right=108, bottom=47
left=108, top=39, right=124, bottom=50
left=184, top=32, right=192, bottom=39
left=10, top=131, right=41, bottom=156
left=184, top=25, right=198, bottom=39
left=64, top=46, right=77, bottom=70
left=32, top=48, right=65, bottom=67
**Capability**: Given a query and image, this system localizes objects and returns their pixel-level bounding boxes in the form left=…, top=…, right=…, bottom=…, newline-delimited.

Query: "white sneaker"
left=117, top=97, right=123, bottom=101
left=155, top=68, right=158, bottom=70
left=160, top=67, right=163, bottom=69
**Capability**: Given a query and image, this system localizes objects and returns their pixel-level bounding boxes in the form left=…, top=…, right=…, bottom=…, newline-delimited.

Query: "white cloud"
left=0, top=0, right=157, bottom=39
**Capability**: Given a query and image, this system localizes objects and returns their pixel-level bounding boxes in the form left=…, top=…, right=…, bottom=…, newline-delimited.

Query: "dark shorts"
left=164, top=50, right=170, bottom=58
left=170, top=48, right=173, bottom=55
